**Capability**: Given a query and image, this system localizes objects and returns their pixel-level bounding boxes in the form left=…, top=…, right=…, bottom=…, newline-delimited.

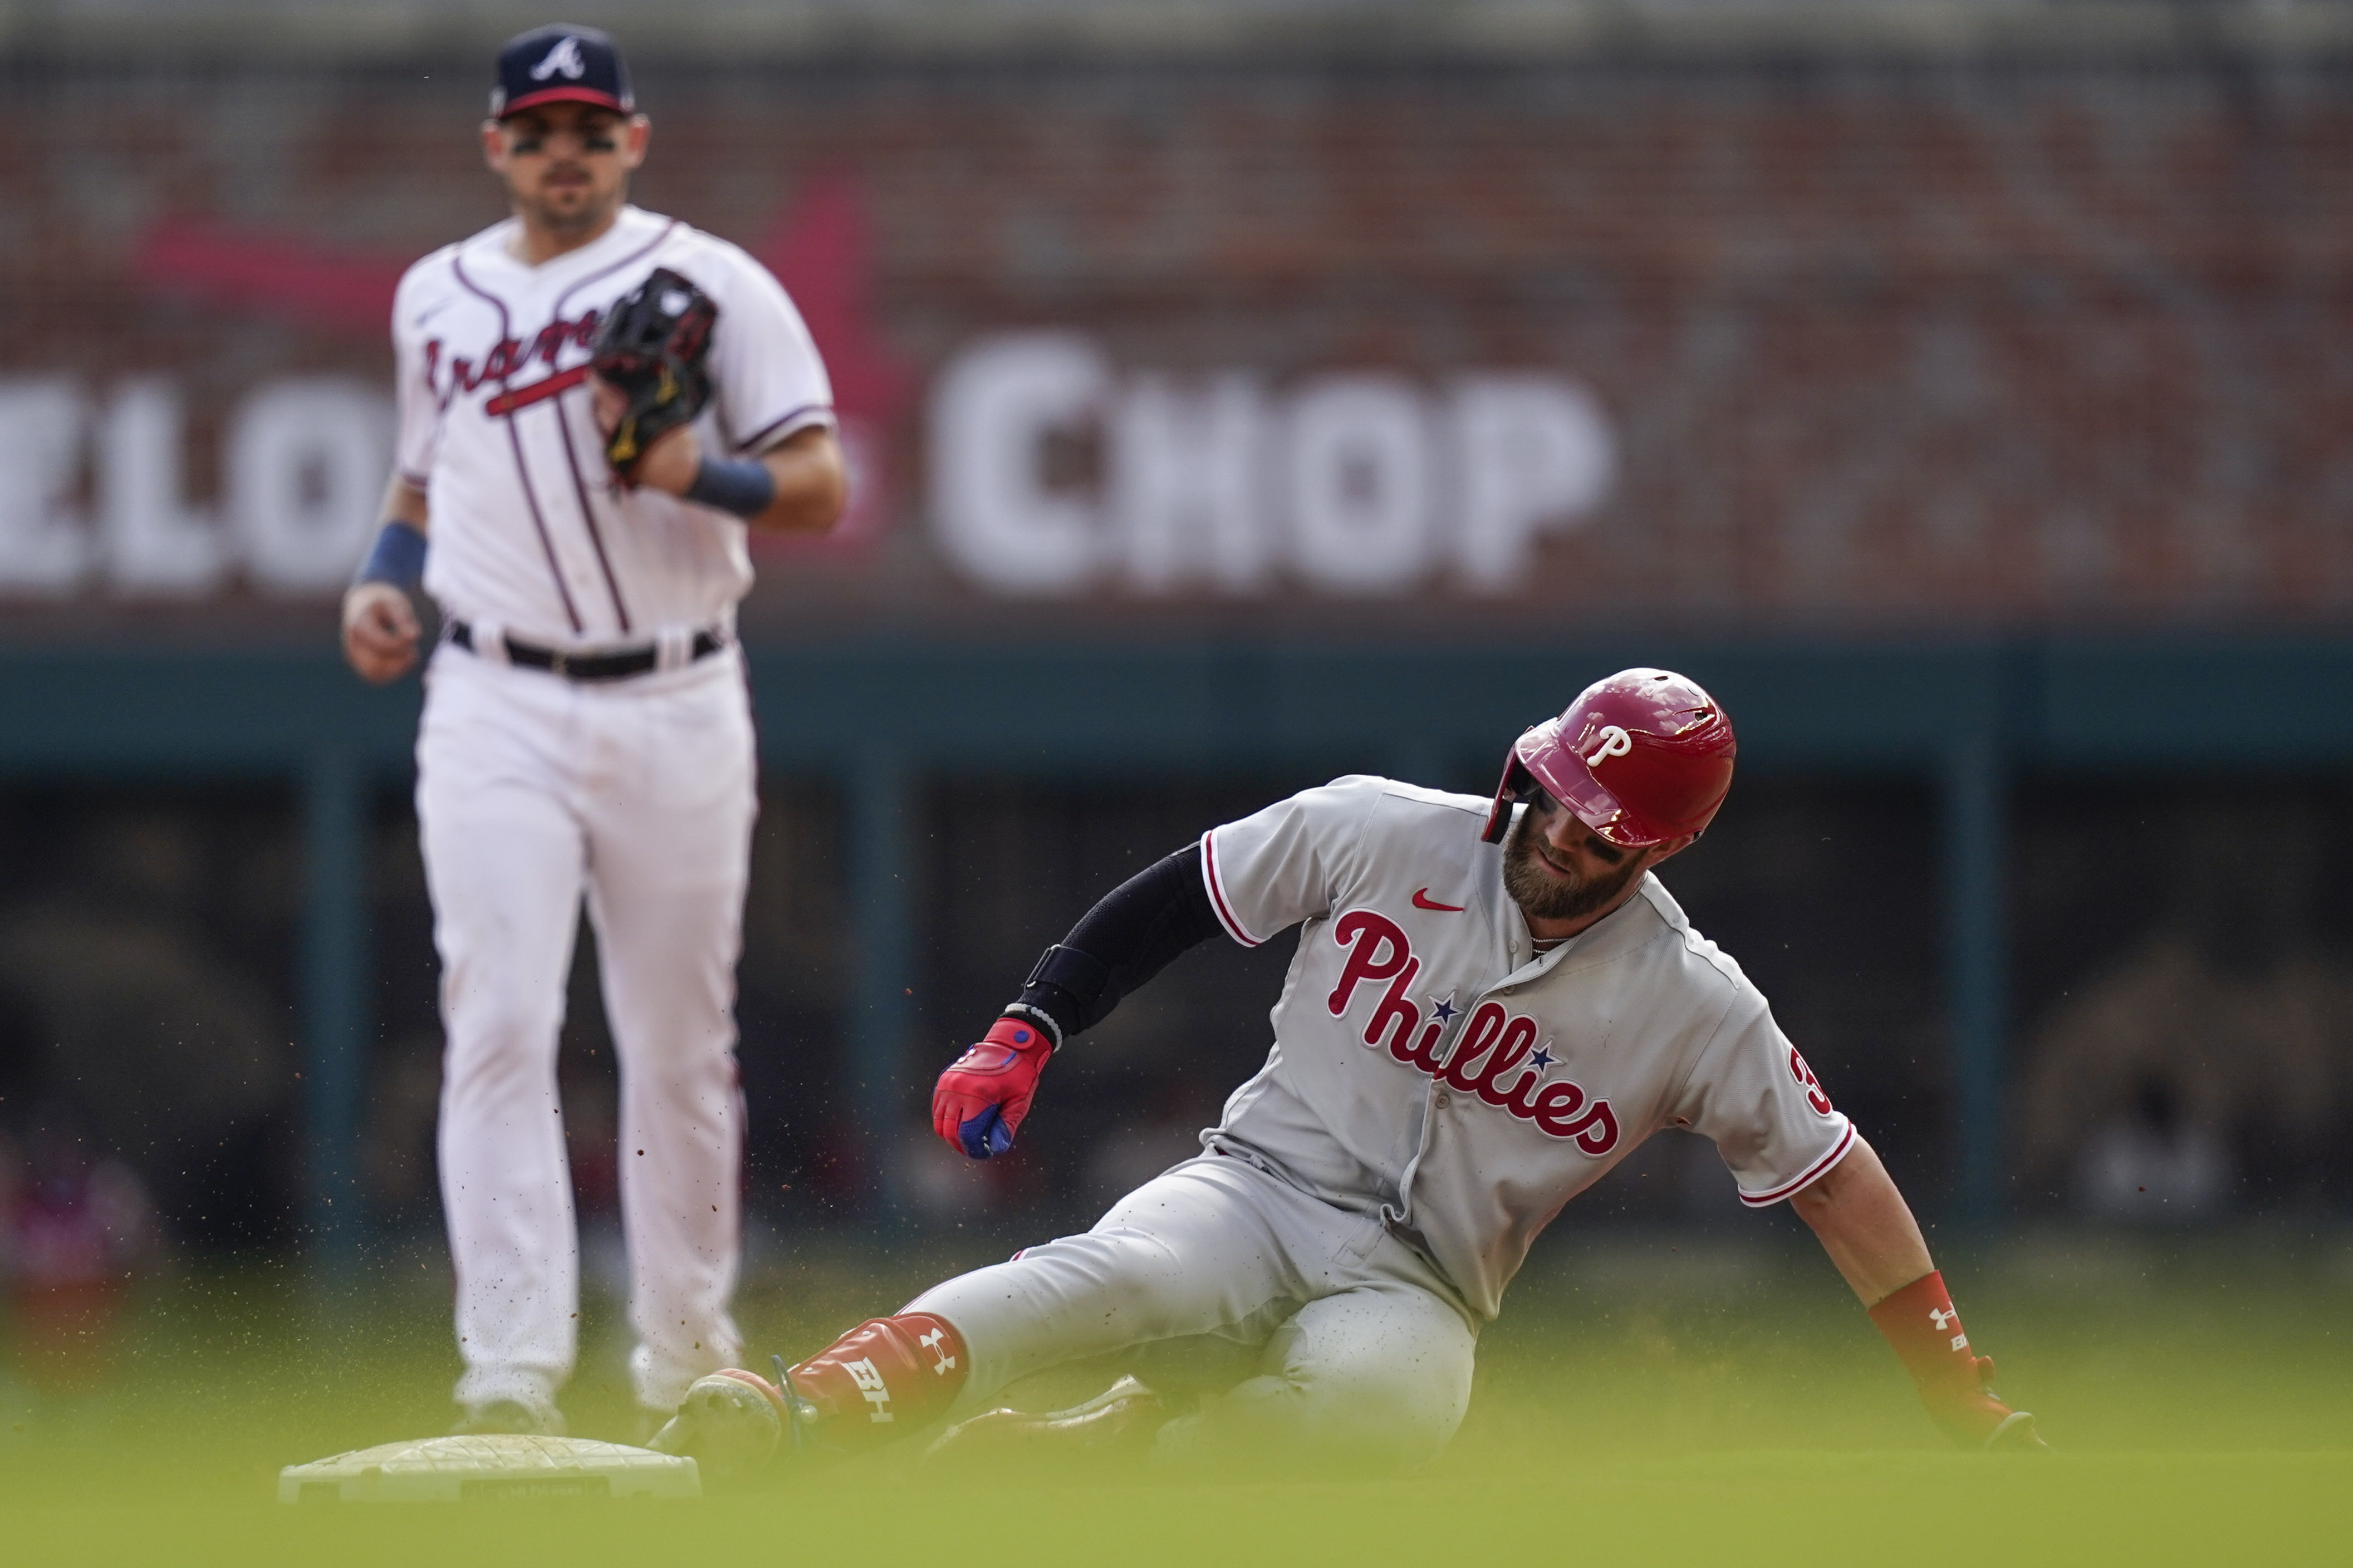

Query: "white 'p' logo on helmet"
left=1582, top=725, right=1633, bottom=768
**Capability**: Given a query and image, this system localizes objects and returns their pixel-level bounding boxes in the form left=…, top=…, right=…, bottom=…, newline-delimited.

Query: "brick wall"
left=3, top=56, right=2349, bottom=631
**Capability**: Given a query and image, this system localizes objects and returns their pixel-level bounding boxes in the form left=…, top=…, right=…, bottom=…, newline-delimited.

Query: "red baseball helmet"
left=1479, top=668, right=1737, bottom=849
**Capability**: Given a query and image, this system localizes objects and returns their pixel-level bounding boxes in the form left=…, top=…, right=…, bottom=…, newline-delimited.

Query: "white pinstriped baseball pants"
left=416, top=641, right=756, bottom=1416
left=908, top=1153, right=1480, bottom=1471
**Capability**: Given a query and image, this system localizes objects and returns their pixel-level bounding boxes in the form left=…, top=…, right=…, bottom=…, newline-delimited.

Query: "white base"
left=278, top=1434, right=700, bottom=1503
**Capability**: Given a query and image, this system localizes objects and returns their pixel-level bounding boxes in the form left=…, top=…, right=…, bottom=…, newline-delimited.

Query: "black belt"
left=449, top=621, right=726, bottom=683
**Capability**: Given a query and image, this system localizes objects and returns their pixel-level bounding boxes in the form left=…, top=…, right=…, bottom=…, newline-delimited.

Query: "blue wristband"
left=684, top=455, right=777, bottom=519
left=355, top=520, right=428, bottom=589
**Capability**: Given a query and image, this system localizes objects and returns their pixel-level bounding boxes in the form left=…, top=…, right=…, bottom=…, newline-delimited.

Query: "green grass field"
left=5, top=1227, right=2350, bottom=1567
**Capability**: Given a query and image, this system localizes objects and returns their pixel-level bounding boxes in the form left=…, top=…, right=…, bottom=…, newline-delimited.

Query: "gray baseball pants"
left=906, top=1152, right=1479, bottom=1471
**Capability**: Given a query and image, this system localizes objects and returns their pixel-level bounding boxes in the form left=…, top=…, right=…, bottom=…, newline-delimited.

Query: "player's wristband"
left=684, top=455, right=777, bottom=519
left=1007, top=943, right=1109, bottom=1048
left=999, top=1002, right=1065, bottom=1053
left=354, top=520, right=428, bottom=590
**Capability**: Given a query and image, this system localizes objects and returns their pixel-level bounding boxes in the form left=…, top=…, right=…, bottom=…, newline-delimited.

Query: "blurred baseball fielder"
left=652, top=669, right=2043, bottom=1476
left=341, top=24, right=845, bottom=1434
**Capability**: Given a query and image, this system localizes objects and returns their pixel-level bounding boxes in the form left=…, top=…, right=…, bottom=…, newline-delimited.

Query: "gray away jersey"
left=1198, top=775, right=1853, bottom=1321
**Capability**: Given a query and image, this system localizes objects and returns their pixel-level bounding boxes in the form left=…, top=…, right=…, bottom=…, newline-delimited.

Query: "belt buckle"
left=548, top=650, right=570, bottom=679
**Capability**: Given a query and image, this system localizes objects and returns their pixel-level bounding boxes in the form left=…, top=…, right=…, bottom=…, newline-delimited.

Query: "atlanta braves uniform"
left=906, top=775, right=1850, bottom=1463
left=393, top=203, right=832, bottom=1417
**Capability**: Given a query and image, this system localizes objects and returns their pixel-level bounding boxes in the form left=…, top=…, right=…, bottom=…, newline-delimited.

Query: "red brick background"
left=4, top=58, right=2350, bottom=632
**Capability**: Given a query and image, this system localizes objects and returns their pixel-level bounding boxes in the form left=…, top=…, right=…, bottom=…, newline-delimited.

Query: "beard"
left=520, top=169, right=615, bottom=234
left=1501, top=810, right=1648, bottom=923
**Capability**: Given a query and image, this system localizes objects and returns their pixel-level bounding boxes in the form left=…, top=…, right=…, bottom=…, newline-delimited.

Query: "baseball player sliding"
left=340, top=26, right=844, bottom=1436
left=651, top=669, right=2043, bottom=1476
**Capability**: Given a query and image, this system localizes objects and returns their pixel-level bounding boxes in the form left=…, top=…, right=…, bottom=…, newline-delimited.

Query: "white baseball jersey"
left=1199, top=775, right=1852, bottom=1320
left=392, top=204, right=833, bottom=645
left=392, top=202, right=824, bottom=1419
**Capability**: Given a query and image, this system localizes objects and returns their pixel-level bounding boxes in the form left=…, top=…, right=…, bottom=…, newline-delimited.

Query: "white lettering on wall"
left=1112, top=373, right=1269, bottom=593
left=929, top=332, right=1109, bottom=593
left=228, top=379, right=390, bottom=593
left=0, top=379, right=91, bottom=592
left=0, top=374, right=392, bottom=599
left=1451, top=373, right=1617, bottom=590
left=1286, top=374, right=1433, bottom=594
left=100, top=377, right=224, bottom=595
left=0, top=350, right=1614, bottom=603
left=927, top=331, right=1616, bottom=598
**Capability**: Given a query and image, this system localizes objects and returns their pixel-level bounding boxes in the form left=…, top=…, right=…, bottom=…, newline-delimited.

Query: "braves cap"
left=489, top=24, right=634, bottom=119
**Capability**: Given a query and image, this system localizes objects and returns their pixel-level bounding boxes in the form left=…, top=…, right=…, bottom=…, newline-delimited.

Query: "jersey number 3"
left=1788, top=1047, right=1834, bottom=1117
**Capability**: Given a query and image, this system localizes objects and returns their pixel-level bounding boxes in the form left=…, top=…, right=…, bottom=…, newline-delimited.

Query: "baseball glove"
left=591, top=266, right=718, bottom=483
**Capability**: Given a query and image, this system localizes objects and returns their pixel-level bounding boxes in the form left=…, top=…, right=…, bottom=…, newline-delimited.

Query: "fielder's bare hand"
left=342, top=582, right=421, bottom=684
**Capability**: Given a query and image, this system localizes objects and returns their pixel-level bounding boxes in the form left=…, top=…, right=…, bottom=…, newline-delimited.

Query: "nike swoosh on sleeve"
left=1412, top=888, right=1465, bottom=912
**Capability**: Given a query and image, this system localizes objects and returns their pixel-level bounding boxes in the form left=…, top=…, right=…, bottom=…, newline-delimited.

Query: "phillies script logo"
left=1325, top=909, right=1619, bottom=1154
left=424, top=310, right=605, bottom=417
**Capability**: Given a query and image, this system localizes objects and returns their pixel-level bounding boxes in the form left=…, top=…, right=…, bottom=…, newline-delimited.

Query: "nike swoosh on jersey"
left=1411, top=888, right=1465, bottom=912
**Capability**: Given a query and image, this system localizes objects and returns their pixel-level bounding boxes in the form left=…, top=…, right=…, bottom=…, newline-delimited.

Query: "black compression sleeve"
left=1009, top=842, right=1224, bottom=1045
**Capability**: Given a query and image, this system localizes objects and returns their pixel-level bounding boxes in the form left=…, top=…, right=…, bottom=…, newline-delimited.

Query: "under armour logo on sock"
left=918, top=1326, right=958, bottom=1375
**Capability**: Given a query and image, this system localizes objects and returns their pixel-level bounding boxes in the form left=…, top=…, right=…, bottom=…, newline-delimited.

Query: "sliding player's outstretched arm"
left=1791, top=1140, right=2046, bottom=1449
left=933, top=842, right=1224, bottom=1157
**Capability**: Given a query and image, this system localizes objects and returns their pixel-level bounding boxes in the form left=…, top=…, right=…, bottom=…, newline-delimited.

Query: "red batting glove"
left=932, top=1017, right=1053, bottom=1160
left=1869, top=1271, right=2046, bottom=1449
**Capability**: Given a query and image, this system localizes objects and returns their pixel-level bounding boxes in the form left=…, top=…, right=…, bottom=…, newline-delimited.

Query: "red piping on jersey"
left=1738, top=1120, right=1856, bottom=1207
left=503, top=413, right=586, bottom=634
left=549, top=219, right=679, bottom=320
left=1200, top=831, right=1261, bottom=948
left=736, top=402, right=836, bottom=455
left=552, top=396, right=634, bottom=632
left=543, top=222, right=679, bottom=637
left=451, top=253, right=585, bottom=635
